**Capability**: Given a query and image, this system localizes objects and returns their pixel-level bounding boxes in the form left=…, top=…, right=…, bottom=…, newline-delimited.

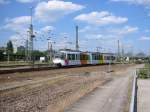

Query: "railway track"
left=0, top=65, right=56, bottom=74
left=0, top=64, right=112, bottom=91
left=0, top=64, right=113, bottom=74
left=0, top=64, right=140, bottom=112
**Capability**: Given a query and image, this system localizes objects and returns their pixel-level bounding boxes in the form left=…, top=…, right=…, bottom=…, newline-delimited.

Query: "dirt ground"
left=65, top=65, right=143, bottom=112
left=0, top=64, right=134, bottom=85
left=0, top=64, right=137, bottom=112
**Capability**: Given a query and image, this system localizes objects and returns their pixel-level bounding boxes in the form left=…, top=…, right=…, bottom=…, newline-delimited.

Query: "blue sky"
left=0, top=0, right=150, bottom=54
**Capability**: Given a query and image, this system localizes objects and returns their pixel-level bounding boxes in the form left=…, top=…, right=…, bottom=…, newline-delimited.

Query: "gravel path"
left=138, top=79, right=150, bottom=112
left=65, top=65, right=141, bottom=112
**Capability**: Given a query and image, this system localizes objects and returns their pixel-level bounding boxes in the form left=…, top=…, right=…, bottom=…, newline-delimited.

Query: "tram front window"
left=54, top=53, right=66, bottom=59
left=60, top=53, right=66, bottom=59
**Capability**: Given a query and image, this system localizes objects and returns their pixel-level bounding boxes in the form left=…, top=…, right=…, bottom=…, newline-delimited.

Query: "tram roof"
left=58, top=49, right=116, bottom=55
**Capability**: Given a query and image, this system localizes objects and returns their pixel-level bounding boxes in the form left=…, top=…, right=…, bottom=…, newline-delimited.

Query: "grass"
left=137, top=64, right=150, bottom=79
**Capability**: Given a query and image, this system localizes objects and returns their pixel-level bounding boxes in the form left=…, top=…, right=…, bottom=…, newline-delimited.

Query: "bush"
left=138, top=69, right=148, bottom=79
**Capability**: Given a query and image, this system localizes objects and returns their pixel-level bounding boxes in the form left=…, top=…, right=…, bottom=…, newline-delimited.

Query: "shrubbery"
left=138, top=64, right=150, bottom=79
left=138, top=69, right=148, bottom=79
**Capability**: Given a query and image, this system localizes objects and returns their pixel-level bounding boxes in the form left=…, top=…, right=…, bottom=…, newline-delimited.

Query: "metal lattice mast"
left=25, top=38, right=28, bottom=62
left=121, top=43, right=124, bottom=64
left=28, top=7, right=35, bottom=62
left=117, top=40, right=120, bottom=61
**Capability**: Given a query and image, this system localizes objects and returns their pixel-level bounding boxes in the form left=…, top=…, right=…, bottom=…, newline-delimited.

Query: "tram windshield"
left=54, top=52, right=66, bottom=59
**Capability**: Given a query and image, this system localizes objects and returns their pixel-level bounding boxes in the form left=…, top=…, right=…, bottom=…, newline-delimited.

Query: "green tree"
left=7, top=40, right=13, bottom=54
left=6, top=40, right=14, bottom=61
left=136, top=52, right=146, bottom=58
left=32, top=50, right=46, bottom=61
left=15, top=50, right=25, bottom=60
left=0, top=49, right=5, bottom=61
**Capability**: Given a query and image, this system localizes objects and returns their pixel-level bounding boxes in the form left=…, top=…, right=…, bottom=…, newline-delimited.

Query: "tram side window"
left=87, top=55, right=89, bottom=60
left=104, top=56, right=107, bottom=60
left=96, top=54, right=99, bottom=60
left=76, top=54, right=80, bottom=60
left=84, top=55, right=88, bottom=60
left=67, top=54, right=75, bottom=60
left=85, top=55, right=88, bottom=60
left=75, top=54, right=77, bottom=60
left=92, top=54, right=96, bottom=60
left=100, top=55, right=103, bottom=60
left=80, top=54, right=86, bottom=60
left=78, top=54, right=80, bottom=60
left=80, top=54, right=83, bottom=60
left=97, top=55, right=100, bottom=60
left=72, top=54, right=75, bottom=60
left=80, top=54, right=82, bottom=60
left=107, top=56, right=111, bottom=60
left=68, top=54, right=71, bottom=60
left=80, top=54, right=84, bottom=60
left=76, top=54, right=78, bottom=60
left=111, top=56, right=115, bottom=60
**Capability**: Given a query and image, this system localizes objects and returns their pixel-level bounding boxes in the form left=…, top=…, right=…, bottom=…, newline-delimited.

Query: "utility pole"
left=64, top=36, right=68, bottom=49
left=96, top=47, right=99, bottom=52
left=50, top=43, right=53, bottom=62
left=47, top=37, right=55, bottom=63
left=7, top=52, right=10, bottom=64
left=47, top=40, right=52, bottom=62
left=25, top=39, right=28, bottom=62
left=117, top=40, right=120, bottom=62
left=76, top=26, right=79, bottom=51
left=107, top=48, right=112, bottom=73
left=28, top=7, right=35, bottom=65
left=121, top=43, right=124, bottom=64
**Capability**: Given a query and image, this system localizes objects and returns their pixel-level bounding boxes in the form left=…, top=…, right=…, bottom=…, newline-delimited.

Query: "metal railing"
left=129, top=71, right=137, bottom=112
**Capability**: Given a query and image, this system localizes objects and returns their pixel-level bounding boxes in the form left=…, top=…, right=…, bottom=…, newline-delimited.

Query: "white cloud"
left=1, top=15, right=56, bottom=50
left=110, top=0, right=150, bottom=7
left=34, top=0, right=85, bottom=22
left=145, top=29, right=150, bottom=32
left=85, top=34, right=103, bottom=40
left=80, top=25, right=138, bottom=39
left=78, top=25, right=138, bottom=52
left=1, top=16, right=31, bottom=48
left=74, top=11, right=128, bottom=26
left=139, top=36, right=150, bottom=40
left=10, top=34, right=27, bottom=52
left=79, top=26, right=91, bottom=33
left=3, top=16, right=30, bottom=32
left=35, top=25, right=55, bottom=39
left=0, top=0, right=10, bottom=4
left=40, top=25, right=54, bottom=33
left=110, top=26, right=138, bottom=35
left=16, top=0, right=37, bottom=3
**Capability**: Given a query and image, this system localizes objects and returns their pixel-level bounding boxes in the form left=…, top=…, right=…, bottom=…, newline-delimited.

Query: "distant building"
left=0, top=47, right=5, bottom=51
left=17, top=46, right=25, bottom=52
left=13, top=46, right=17, bottom=53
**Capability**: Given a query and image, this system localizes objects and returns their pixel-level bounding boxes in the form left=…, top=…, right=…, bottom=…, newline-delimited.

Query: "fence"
left=129, top=72, right=137, bottom=112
